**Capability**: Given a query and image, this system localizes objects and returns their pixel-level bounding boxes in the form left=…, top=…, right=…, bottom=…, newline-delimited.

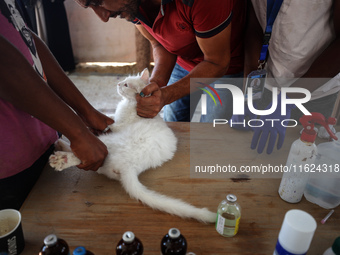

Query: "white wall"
left=64, top=0, right=136, bottom=63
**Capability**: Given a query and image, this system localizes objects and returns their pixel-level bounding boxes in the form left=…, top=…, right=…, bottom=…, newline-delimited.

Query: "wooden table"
left=20, top=123, right=339, bottom=255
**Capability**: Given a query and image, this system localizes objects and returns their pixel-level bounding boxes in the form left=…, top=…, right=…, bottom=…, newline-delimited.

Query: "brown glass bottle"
left=73, top=246, right=95, bottom=255
left=160, top=228, right=187, bottom=255
left=39, top=234, right=70, bottom=255
left=116, top=231, right=143, bottom=255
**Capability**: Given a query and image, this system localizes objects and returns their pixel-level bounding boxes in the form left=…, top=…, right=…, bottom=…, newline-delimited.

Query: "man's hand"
left=136, top=82, right=165, bottom=118
left=251, top=94, right=296, bottom=154
left=70, top=131, right=108, bottom=171
left=230, top=103, right=257, bottom=131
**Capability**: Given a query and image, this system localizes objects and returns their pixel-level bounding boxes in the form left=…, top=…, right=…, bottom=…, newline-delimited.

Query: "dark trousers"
left=42, top=0, right=75, bottom=71
left=0, top=145, right=54, bottom=210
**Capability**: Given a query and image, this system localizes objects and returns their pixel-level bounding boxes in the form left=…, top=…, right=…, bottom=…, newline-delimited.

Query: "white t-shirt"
left=252, top=0, right=340, bottom=100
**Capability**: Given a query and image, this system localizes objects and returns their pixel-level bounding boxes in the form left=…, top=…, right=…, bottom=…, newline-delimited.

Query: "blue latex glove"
left=251, top=94, right=296, bottom=154
left=230, top=103, right=257, bottom=131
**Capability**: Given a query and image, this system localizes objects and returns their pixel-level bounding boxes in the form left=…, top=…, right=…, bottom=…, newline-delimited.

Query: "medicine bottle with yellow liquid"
left=215, top=194, right=241, bottom=237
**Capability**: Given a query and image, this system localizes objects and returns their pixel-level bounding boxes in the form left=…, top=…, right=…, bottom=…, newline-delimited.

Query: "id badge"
left=244, top=69, right=267, bottom=101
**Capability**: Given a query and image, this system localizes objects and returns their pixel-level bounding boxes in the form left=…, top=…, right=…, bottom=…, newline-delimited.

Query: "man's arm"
left=136, top=25, right=177, bottom=87
left=137, top=24, right=232, bottom=118
left=135, top=25, right=177, bottom=117
left=0, top=35, right=108, bottom=171
left=162, top=24, right=232, bottom=103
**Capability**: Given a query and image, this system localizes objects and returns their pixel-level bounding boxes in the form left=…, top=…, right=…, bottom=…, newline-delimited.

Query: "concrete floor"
left=68, top=73, right=126, bottom=118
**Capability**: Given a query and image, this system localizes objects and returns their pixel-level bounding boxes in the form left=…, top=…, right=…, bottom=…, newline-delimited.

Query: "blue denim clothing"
left=163, top=63, right=243, bottom=122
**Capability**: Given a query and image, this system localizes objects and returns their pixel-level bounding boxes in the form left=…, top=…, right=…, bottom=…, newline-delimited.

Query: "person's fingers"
left=266, top=131, right=278, bottom=154
left=139, top=82, right=159, bottom=96
left=251, top=129, right=261, bottom=150
left=136, top=89, right=162, bottom=118
left=257, top=130, right=270, bottom=154
left=277, top=130, right=286, bottom=150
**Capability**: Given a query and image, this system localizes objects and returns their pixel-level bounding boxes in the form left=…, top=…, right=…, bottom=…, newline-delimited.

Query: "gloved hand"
left=251, top=93, right=296, bottom=154
left=229, top=103, right=257, bottom=131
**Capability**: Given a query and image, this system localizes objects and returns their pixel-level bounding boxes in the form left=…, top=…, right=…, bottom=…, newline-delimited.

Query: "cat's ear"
left=140, top=68, right=150, bottom=84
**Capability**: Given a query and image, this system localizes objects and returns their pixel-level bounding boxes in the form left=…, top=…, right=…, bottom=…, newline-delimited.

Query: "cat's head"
left=117, top=68, right=150, bottom=99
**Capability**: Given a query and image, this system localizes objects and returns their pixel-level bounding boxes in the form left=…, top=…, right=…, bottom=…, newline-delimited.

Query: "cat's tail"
left=119, top=172, right=216, bottom=223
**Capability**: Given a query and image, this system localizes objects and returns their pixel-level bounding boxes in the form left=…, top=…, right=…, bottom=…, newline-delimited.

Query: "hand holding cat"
left=136, top=82, right=165, bottom=118
left=78, top=108, right=114, bottom=135
left=69, top=130, right=109, bottom=171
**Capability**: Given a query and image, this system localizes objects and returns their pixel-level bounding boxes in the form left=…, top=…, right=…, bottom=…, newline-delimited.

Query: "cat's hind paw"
left=49, top=151, right=81, bottom=171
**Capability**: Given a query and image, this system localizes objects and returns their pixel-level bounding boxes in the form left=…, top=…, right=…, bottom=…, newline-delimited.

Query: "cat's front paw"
left=49, top=151, right=80, bottom=171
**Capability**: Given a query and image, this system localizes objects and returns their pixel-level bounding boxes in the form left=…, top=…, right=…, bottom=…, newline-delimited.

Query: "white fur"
left=49, top=69, right=216, bottom=223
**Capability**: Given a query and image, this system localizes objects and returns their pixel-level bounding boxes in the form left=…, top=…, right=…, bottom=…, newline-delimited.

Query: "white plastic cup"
left=274, top=209, right=317, bottom=255
left=0, top=209, right=25, bottom=255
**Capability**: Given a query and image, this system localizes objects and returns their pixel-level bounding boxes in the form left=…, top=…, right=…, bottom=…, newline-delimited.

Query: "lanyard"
left=258, top=0, right=284, bottom=67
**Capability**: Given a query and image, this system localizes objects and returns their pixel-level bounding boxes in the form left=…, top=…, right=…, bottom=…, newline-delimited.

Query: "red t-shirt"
left=135, top=0, right=246, bottom=74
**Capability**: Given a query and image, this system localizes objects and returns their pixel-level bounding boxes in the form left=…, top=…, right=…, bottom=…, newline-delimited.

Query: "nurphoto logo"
left=199, top=84, right=312, bottom=128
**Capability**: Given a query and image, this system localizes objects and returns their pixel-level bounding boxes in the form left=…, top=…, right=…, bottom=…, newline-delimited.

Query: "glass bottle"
left=160, top=228, right=187, bottom=255
left=73, top=246, right=95, bottom=255
left=215, top=194, right=241, bottom=237
left=116, top=231, right=143, bottom=255
left=39, top=234, right=70, bottom=255
left=323, top=237, right=340, bottom=255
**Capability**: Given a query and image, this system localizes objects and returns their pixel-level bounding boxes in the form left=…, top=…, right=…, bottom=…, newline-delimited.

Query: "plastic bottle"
left=304, top=131, right=340, bottom=209
left=323, top=236, right=340, bottom=255
left=73, top=246, right=95, bottom=255
left=318, top=124, right=336, bottom=139
left=278, top=113, right=336, bottom=203
left=39, top=234, right=70, bottom=255
left=160, top=228, right=187, bottom=255
left=116, top=231, right=143, bottom=255
left=215, top=194, right=241, bottom=237
left=273, top=209, right=317, bottom=255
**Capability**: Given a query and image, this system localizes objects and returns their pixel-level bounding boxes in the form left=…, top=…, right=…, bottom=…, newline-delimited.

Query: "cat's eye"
left=124, top=83, right=128, bottom=87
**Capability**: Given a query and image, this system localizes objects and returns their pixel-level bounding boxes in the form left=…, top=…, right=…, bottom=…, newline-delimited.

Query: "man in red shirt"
left=77, top=0, right=246, bottom=121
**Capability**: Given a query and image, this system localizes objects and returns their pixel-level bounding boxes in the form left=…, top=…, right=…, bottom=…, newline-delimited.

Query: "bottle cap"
left=122, top=231, right=135, bottom=243
left=300, top=126, right=317, bottom=143
left=278, top=210, right=317, bottom=254
left=73, top=246, right=86, bottom=255
left=332, top=236, right=340, bottom=254
left=44, top=234, right=58, bottom=247
left=226, top=194, right=237, bottom=202
left=168, top=228, right=180, bottom=239
left=300, top=113, right=337, bottom=143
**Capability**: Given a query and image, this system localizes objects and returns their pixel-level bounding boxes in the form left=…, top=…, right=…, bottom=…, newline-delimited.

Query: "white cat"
left=49, top=69, right=216, bottom=223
